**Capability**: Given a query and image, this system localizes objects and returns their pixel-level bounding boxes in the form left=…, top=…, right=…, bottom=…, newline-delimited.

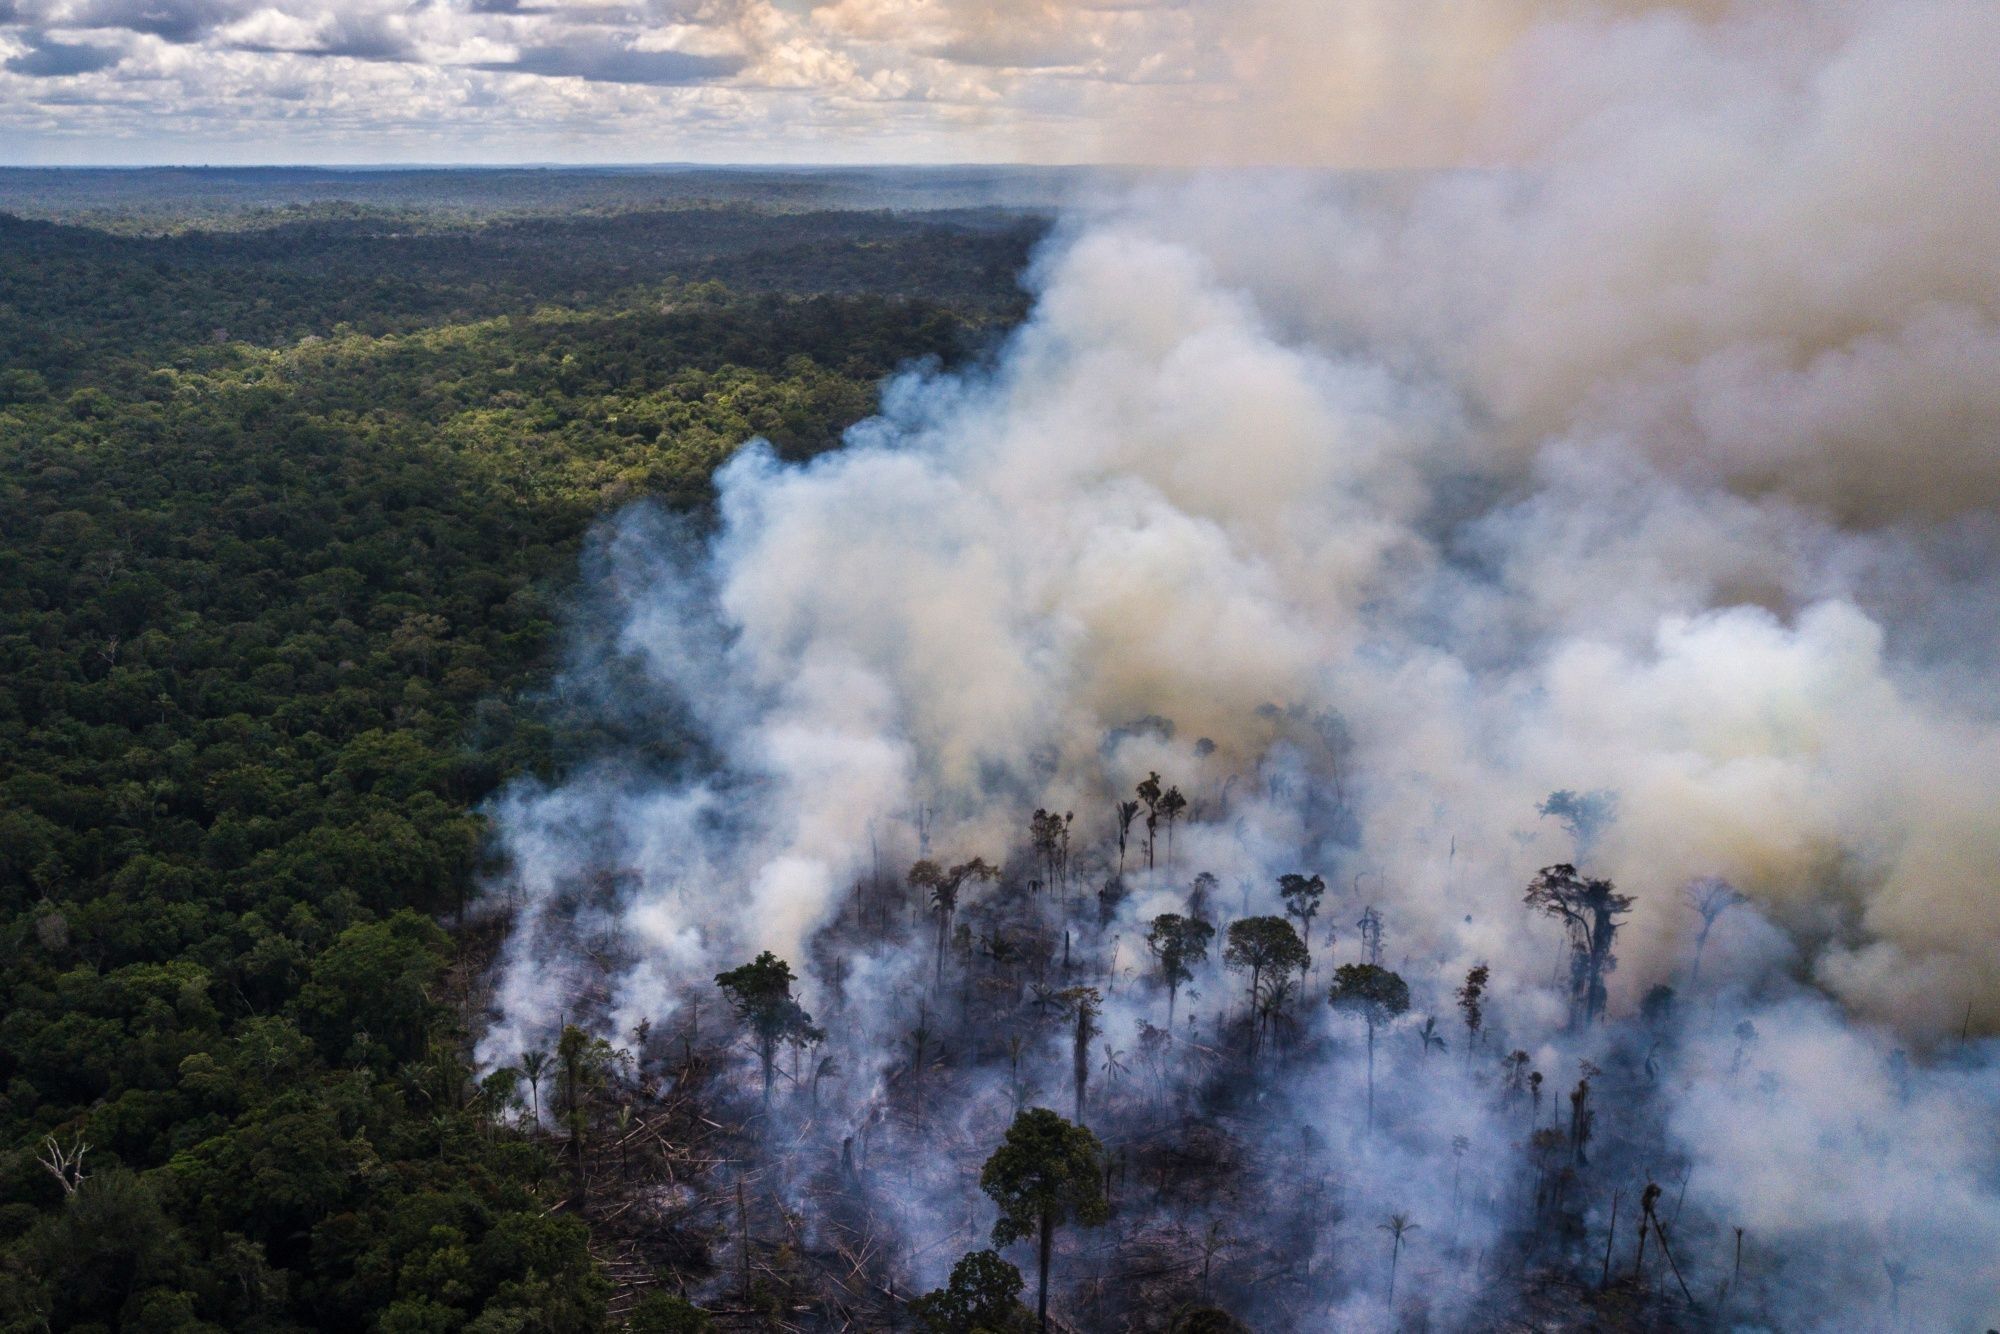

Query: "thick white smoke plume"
left=480, top=0, right=2000, bottom=1325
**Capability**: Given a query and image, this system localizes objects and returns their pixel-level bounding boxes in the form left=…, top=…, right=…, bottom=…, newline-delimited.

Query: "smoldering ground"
left=472, top=2, right=2000, bottom=1328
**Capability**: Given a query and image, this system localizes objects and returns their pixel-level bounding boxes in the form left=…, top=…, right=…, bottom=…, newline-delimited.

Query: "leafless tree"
left=38, top=1132, right=89, bottom=1196
left=1356, top=905, right=1384, bottom=967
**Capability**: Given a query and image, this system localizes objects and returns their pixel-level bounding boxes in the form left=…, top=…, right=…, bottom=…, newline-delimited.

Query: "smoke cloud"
left=477, top=1, right=2000, bottom=1326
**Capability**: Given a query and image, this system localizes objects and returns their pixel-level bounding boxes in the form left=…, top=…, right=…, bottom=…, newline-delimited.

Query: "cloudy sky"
left=0, top=0, right=1619, bottom=165
left=0, top=0, right=1276, bottom=164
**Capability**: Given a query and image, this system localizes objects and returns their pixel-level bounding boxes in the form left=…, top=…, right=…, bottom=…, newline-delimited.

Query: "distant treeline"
left=0, top=203, right=1044, bottom=393
left=0, top=164, right=1093, bottom=227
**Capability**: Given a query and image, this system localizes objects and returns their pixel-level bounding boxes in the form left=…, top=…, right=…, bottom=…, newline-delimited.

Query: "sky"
left=0, top=0, right=1645, bottom=167
left=0, top=0, right=1263, bottom=164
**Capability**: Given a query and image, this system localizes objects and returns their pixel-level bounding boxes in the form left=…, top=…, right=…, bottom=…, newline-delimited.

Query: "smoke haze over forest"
left=465, top=2, right=2000, bottom=1329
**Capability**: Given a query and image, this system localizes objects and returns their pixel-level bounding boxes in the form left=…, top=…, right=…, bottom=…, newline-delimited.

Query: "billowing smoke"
left=477, top=1, right=2000, bottom=1326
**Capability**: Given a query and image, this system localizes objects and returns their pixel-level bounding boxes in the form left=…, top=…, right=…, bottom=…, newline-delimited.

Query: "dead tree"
left=38, top=1132, right=88, bottom=1196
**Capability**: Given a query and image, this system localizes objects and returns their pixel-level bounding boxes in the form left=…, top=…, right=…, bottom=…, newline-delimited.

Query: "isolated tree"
left=1187, top=871, right=1217, bottom=922
left=1415, top=1015, right=1447, bottom=1057
left=1029, top=809, right=1074, bottom=902
left=1114, top=800, right=1141, bottom=880
left=911, top=857, right=1000, bottom=987
left=1278, top=873, right=1326, bottom=951
left=37, top=1132, right=88, bottom=1196
left=714, top=951, right=824, bottom=1108
left=1882, top=1258, right=1914, bottom=1322
left=1099, top=1042, right=1130, bottom=1098
left=1029, top=810, right=1060, bottom=895
left=1356, top=904, right=1385, bottom=966
left=1640, top=1179, right=1695, bottom=1306
left=981, top=1108, right=1110, bottom=1333
left=812, top=1054, right=841, bottom=1114
left=1524, top=864, right=1634, bottom=1026
left=1684, top=875, right=1748, bottom=986
left=1633, top=1180, right=1662, bottom=1279
left=519, top=1048, right=550, bottom=1125
left=554, top=1023, right=617, bottom=1201
left=1053, top=986, right=1102, bottom=1123
left=1257, top=971, right=1302, bottom=1051
left=1145, top=912, right=1215, bottom=1030
left=1539, top=788, right=1618, bottom=861
left=1136, top=773, right=1163, bottom=871
left=1329, top=963, right=1410, bottom=1128
left=1641, top=983, right=1677, bottom=1029
left=1222, top=917, right=1310, bottom=1055
left=1157, top=786, right=1188, bottom=871
left=1568, top=1061, right=1600, bottom=1166
left=1379, top=1213, right=1418, bottom=1309
left=911, top=1249, right=1029, bottom=1333
left=1456, top=963, right=1489, bottom=1064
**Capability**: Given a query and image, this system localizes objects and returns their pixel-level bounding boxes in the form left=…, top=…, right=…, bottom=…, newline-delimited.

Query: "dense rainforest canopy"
left=0, top=185, right=1041, bottom=1331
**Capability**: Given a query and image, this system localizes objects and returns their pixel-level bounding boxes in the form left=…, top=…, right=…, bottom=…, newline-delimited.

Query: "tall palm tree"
left=1380, top=1213, right=1419, bottom=1309
left=1114, top=801, right=1140, bottom=879
left=519, top=1049, right=550, bottom=1126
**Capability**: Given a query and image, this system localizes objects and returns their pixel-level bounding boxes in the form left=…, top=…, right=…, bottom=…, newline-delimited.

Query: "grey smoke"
left=477, top=1, right=2000, bottom=1326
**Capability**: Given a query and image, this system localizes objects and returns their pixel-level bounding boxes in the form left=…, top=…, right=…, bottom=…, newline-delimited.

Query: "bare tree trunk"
left=738, top=1179, right=751, bottom=1301
left=1038, top=1210, right=1054, bottom=1334
left=1601, top=1190, right=1620, bottom=1288
left=1365, top=1018, right=1377, bottom=1130
left=1074, top=1003, right=1090, bottom=1124
left=1247, top=964, right=1262, bottom=1057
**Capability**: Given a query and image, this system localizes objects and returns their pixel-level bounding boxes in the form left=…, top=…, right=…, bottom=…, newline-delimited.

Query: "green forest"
left=0, top=187, right=1040, bottom=1332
